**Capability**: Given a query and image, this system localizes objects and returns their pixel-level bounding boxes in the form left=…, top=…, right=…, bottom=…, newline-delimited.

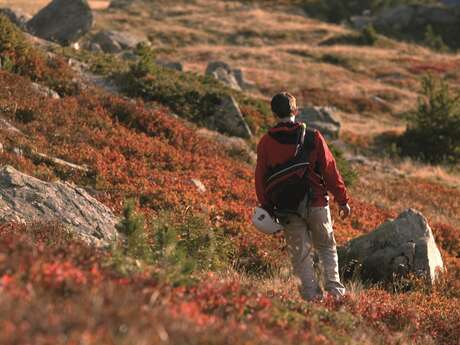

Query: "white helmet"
left=252, top=207, right=283, bottom=234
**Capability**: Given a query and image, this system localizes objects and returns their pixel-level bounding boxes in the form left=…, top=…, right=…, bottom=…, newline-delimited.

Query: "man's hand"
left=339, top=204, right=351, bottom=220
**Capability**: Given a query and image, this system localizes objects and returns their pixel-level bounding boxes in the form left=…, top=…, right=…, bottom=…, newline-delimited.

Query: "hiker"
left=254, top=92, right=351, bottom=301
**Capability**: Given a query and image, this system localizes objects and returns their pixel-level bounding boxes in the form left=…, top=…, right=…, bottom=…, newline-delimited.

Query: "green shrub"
left=330, top=144, right=358, bottom=186
left=424, top=25, right=448, bottom=52
left=151, top=211, right=236, bottom=285
left=234, top=244, right=274, bottom=278
left=360, top=25, right=379, bottom=45
left=116, top=44, right=271, bottom=136
left=115, top=200, right=236, bottom=284
left=116, top=199, right=152, bottom=260
left=397, top=75, right=460, bottom=164
left=0, top=15, right=79, bottom=95
left=0, top=14, right=39, bottom=76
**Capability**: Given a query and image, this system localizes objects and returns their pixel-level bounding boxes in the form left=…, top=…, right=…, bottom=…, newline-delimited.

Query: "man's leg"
left=307, top=206, right=346, bottom=298
left=283, top=214, right=322, bottom=301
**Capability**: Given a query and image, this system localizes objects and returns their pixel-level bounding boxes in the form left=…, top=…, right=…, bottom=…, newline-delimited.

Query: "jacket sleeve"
left=255, top=137, right=269, bottom=207
left=314, top=131, right=349, bottom=206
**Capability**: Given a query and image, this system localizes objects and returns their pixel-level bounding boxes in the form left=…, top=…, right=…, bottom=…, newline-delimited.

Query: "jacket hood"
left=268, top=122, right=302, bottom=144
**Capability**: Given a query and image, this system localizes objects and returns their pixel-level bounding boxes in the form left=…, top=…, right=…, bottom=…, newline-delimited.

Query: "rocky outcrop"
left=0, top=8, right=31, bottom=30
left=296, top=107, right=341, bottom=139
left=0, top=166, right=118, bottom=246
left=30, top=82, right=60, bottom=99
left=206, top=61, right=256, bottom=91
left=207, top=95, right=252, bottom=139
left=339, top=209, right=444, bottom=284
left=27, top=0, right=93, bottom=45
left=90, top=30, right=144, bottom=53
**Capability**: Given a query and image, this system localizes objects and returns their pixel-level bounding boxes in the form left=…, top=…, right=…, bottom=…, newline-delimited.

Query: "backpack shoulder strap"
left=304, top=128, right=316, bottom=150
left=294, top=123, right=307, bottom=156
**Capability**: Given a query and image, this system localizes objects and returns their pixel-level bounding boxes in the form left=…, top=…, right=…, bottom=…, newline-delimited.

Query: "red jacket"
left=255, top=122, right=349, bottom=208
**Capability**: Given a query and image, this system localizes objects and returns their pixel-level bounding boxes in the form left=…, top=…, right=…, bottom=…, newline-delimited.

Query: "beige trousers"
left=282, top=206, right=345, bottom=301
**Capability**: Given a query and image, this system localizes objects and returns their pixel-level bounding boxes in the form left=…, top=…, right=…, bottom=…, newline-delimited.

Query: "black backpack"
left=264, top=123, right=315, bottom=212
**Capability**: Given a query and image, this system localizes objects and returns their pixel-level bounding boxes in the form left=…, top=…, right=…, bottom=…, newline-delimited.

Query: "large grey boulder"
left=339, top=209, right=444, bottom=284
left=91, top=30, right=144, bottom=53
left=0, top=8, right=31, bottom=30
left=296, top=107, right=341, bottom=139
left=27, top=0, right=93, bottom=45
left=207, top=95, right=252, bottom=139
left=0, top=166, right=118, bottom=246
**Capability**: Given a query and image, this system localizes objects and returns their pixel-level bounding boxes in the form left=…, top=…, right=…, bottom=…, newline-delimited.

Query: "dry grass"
left=0, top=0, right=110, bottom=14
left=352, top=164, right=460, bottom=228
left=89, top=0, right=460, bottom=143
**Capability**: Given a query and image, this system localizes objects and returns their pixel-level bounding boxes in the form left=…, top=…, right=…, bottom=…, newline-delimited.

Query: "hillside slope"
left=0, top=1, right=459, bottom=344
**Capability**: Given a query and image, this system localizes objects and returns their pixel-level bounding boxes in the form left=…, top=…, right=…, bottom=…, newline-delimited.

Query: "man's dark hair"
left=271, top=92, right=297, bottom=118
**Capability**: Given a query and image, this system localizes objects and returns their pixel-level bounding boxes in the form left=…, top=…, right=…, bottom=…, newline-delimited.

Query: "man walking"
left=255, top=92, right=351, bottom=301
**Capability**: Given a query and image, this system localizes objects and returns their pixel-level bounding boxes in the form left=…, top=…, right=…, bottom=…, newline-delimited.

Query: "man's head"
left=271, top=92, right=297, bottom=118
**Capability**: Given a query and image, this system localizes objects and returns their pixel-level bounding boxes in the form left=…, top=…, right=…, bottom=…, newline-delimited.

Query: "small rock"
left=296, top=106, right=341, bottom=139
left=30, top=82, right=60, bottom=99
left=70, top=42, right=81, bottom=50
left=191, top=179, right=206, bottom=193
left=346, top=154, right=370, bottom=165
left=89, top=42, right=103, bottom=53
left=27, top=0, right=93, bottom=45
left=91, top=30, right=144, bottom=53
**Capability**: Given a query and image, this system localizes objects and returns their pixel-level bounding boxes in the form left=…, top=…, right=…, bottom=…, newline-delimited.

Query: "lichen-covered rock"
left=339, top=209, right=444, bottom=284
left=205, top=61, right=256, bottom=91
left=27, top=0, right=93, bottom=45
left=211, top=67, right=241, bottom=91
left=0, top=166, right=118, bottom=246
